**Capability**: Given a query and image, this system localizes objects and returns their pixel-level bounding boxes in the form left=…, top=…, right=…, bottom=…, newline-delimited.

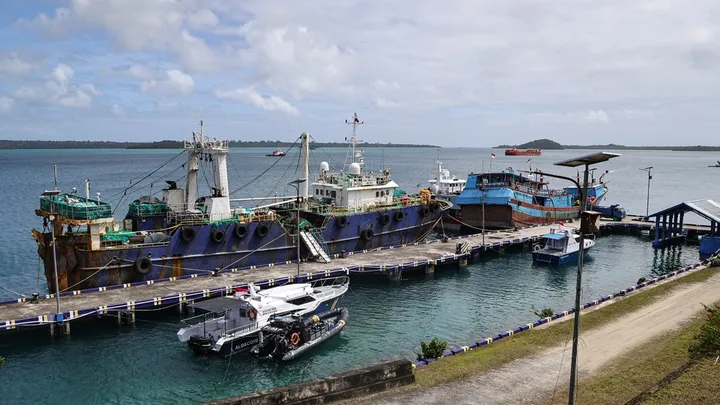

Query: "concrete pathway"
left=345, top=273, right=720, bottom=405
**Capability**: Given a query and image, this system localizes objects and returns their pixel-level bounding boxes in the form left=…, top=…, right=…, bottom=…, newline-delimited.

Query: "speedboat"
left=176, top=276, right=349, bottom=356
left=251, top=307, right=348, bottom=361
left=266, top=149, right=286, bottom=157
left=532, top=227, right=595, bottom=264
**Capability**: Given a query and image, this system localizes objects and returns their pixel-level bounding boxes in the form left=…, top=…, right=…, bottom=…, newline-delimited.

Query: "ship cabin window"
left=316, top=189, right=319, bottom=195
left=376, top=191, right=379, bottom=197
left=545, top=238, right=566, bottom=251
left=331, top=191, right=336, bottom=198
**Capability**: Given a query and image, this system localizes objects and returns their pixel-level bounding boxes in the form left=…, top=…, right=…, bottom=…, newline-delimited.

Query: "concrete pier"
left=0, top=216, right=713, bottom=333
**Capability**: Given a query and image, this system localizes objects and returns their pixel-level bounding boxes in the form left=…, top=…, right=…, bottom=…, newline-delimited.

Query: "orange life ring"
left=247, top=308, right=257, bottom=321
left=290, top=332, right=300, bottom=345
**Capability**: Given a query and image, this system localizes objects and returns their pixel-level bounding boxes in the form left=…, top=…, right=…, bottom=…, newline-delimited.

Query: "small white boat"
left=266, top=149, right=286, bottom=157
left=176, top=276, right=349, bottom=356
left=532, top=227, right=595, bottom=264
left=709, top=160, right=720, bottom=168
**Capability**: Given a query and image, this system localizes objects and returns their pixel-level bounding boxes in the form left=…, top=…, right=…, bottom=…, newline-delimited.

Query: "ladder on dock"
left=300, top=230, right=332, bottom=263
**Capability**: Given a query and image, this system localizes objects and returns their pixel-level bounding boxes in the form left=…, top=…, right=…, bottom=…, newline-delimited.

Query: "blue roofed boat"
left=532, top=227, right=595, bottom=265
left=454, top=168, right=609, bottom=230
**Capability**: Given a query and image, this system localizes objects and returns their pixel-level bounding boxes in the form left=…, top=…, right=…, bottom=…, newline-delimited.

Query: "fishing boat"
left=251, top=307, right=349, bottom=361
left=532, top=227, right=595, bottom=264
left=427, top=150, right=465, bottom=233
left=266, top=149, right=286, bottom=157
left=32, top=115, right=446, bottom=292
left=505, top=148, right=541, bottom=156
left=709, top=160, right=720, bottom=167
left=455, top=168, right=609, bottom=230
left=176, top=276, right=348, bottom=356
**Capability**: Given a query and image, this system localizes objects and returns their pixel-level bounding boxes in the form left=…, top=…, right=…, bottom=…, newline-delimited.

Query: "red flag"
left=491, top=153, right=496, bottom=159
left=558, top=221, right=565, bottom=226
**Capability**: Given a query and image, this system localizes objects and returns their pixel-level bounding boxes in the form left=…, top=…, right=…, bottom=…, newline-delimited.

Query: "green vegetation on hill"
left=0, top=140, right=439, bottom=149
left=497, top=139, right=720, bottom=151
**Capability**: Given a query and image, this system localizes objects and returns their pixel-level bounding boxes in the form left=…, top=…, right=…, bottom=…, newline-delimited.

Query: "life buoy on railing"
left=290, top=332, right=300, bottom=345
left=248, top=308, right=257, bottom=321
left=134, top=257, right=152, bottom=275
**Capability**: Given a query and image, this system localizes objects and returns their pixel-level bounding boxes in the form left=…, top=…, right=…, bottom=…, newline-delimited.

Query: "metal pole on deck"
left=640, top=167, right=653, bottom=218
left=289, top=178, right=307, bottom=276
left=50, top=215, right=61, bottom=315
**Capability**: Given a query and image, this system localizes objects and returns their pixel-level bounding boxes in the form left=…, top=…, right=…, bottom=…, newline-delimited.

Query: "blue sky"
left=1, top=1, right=720, bottom=146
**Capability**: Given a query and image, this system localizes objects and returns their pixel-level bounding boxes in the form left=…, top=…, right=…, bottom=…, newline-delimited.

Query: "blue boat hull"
left=532, top=248, right=591, bottom=265
left=39, top=206, right=442, bottom=291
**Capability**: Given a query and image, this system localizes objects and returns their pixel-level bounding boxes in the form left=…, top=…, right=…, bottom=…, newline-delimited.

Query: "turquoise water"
left=0, top=147, right=715, bottom=404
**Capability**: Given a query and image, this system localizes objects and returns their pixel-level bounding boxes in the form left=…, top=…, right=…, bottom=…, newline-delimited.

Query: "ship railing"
left=224, top=322, right=259, bottom=337
left=310, top=275, right=349, bottom=290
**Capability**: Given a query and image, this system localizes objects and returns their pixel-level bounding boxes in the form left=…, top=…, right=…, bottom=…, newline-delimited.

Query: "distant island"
left=0, top=140, right=439, bottom=150
left=497, top=138, right=720, bottom=152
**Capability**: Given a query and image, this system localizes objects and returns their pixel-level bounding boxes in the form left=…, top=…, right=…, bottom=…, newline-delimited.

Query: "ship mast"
left=345, top=112, right=364, bottom=170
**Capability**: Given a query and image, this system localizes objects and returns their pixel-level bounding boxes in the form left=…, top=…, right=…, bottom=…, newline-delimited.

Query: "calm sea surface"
left=0, top=147, right=717, bottom=404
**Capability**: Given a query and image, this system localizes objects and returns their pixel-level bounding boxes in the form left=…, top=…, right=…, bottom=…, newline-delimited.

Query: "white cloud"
left=141, top=69, right=195, bottom=94
left=11, top=1, right=720, bottom=144
left=127, top=64, right=153, bottom=80
left=12, top=64, right=98, bottom=108
left=215, top=87, right=299, bottom=115
left=0, top=96, right=14, bottom=112
left=111, top=104, right=125, bottom=116
left=0, top=54, right=33, bottom=75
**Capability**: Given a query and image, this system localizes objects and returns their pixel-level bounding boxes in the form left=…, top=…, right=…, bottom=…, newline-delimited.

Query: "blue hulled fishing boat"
left=32, top=115, right=447, bottom=292
left=454, top=169, right=608, bottom=230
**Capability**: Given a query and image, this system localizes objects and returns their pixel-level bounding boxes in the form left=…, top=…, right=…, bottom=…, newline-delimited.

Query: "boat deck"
left=0, top=216, right=712, bottom=332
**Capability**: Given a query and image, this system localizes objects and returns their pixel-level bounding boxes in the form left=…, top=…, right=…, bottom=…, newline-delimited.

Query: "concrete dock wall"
left=203, top=359, right=414, bottom=405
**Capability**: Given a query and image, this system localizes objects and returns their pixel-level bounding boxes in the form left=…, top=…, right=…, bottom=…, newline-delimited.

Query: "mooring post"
left=457, top=257, right=468, bottom=269
left=49, top=322, right=55, bottom=338
left=117, top=312, right=122, bottom=326
left=388, top=269, right=402, bottom=282
left=425, top=263, right=435, bottom=275
left=179, top=301, right=184, bottom=315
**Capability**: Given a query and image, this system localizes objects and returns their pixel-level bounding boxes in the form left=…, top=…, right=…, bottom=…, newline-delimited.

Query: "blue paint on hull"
left=532, top=248, right=591, bottom=265
left=43, top=206, right=442, bottom=291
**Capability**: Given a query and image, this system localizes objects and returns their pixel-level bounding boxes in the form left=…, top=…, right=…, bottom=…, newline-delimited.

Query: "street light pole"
left=289, top=179, right=307, bottom=276
left=552, top=152, right=621, bottom=405
left=567, top=164, right=589, bottom=405
left=640, top=167, right=653, bottom=218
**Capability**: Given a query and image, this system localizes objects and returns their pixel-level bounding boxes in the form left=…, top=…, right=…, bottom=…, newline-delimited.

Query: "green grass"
left=542, top=317, right=705, bottom=405
left=415, top=266, right=717, bottom=388
left=641, top=357, right=720, bottom=405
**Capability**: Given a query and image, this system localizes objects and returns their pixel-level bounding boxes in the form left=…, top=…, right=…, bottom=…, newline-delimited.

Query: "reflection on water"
left=652, top=245, right=686, bottom=276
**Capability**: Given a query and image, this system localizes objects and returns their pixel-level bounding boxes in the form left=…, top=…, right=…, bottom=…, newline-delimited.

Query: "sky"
left=1, top=1, right=719, bottom=146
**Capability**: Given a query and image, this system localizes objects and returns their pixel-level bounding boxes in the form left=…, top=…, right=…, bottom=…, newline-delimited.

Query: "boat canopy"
left=192, top=297, right=243, bottom=313
left=540, top=233, right=566, bottom=240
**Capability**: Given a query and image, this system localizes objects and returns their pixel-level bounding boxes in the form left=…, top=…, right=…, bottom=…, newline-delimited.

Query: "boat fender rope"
left=336, top=216, right=347, bottom=228
left=290, top=332, right=300, bottom=345
left=134, top=257, right=152, bottom=275
left=180, top=227, right=196, bottom=243
left=211, top=228, right=225, bottom=243
left=248, top=308, right=257, bottom=321
left=360, top=228, right=374, bottom=241
left=533, top=244, right=542, bottom=252
left=234, top=225, right=247, bottom=239
left=394, top=210, right=404, bottom=221
left=379, top=213, right=390, bottom=225
left=255, top=224, right=269, bottom=238
left=421, top=206, right=430, bottom=217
